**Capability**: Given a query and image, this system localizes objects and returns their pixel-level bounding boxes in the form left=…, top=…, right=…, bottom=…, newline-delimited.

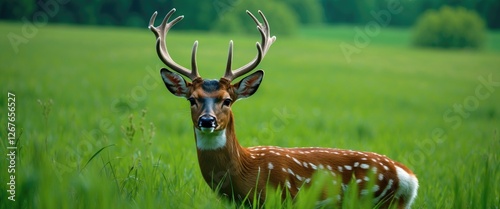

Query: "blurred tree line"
left=1, top=0, right=499, bottom=34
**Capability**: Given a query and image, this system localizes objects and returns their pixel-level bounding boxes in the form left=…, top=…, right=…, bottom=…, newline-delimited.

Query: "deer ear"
left=233, top=70, right=264, bottom=100
left=160, top=68, right=190, bottom=98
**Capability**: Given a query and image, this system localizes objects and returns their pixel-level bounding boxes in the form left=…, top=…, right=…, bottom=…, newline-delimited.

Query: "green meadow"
left=0, top=21, right=499, bottom=208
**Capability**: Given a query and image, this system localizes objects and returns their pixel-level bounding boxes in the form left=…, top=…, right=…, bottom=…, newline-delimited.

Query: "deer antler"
left=223, top=10, right=277, bottom=82
left=149, top=9, right=200, bottom=81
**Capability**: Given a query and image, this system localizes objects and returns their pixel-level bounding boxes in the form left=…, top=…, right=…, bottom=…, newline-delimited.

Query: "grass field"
left=0, top=21, right=499, bottom=208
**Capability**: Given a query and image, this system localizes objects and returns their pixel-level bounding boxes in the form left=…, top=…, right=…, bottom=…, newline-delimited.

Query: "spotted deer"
left=149, top=8, right=418, bottom=208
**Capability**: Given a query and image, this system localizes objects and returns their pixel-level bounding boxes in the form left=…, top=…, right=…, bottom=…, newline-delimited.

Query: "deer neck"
left=194, top=112, right=251, bottom=189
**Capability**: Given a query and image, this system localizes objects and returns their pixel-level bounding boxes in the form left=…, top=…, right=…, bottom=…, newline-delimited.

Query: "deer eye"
left=187, top=97, right=197, bottom=106
left=222, top=98, right=232, bottom=107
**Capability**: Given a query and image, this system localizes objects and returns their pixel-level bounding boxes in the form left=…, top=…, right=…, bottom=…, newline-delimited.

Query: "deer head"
left=149, top=9, right=276, bottom=147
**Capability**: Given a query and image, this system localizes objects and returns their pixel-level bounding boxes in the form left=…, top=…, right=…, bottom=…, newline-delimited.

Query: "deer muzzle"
left=198, top=114, right=217, bottom=133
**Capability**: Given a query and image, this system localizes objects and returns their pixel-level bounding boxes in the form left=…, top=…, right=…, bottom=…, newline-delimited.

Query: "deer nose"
left=198, top=115, right=217, bottom=129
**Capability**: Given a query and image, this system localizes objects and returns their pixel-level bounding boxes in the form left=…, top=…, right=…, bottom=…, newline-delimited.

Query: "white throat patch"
left=195, top=128, right=227, bottom=150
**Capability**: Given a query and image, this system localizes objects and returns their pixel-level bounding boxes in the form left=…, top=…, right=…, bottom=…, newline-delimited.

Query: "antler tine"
left=248, top=10, right=277, bottom=54
left=191, top=41, right=199, bottom=76
left=222, top=10, right=276, bottom=82
left=257, top=10, right=277, bottom=55
left=149, top=8, right=200, bottom=81
left=225, top=40, right=234, bottom=74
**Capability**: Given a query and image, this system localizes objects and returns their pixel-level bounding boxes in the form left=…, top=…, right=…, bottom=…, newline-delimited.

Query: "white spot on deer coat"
left=268, top=162, right=274, bottom=170
left=292, top=157, right=302, bottom=166
left=309, top=163, right=318, bottom=170
left=360, top=163, right=370, bottom=169
left=287, top=168, right=295, bottom=176
left=285, top=180, right=291, bottom=189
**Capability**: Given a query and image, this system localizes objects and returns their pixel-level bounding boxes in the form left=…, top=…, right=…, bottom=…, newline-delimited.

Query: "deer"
left=149, top=8, right=419, bottom=208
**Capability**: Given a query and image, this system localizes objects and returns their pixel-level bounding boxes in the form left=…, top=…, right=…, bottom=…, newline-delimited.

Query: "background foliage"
left=412, top=6, right=486, bottom=49
left=1, top=0, right=500, bottom=31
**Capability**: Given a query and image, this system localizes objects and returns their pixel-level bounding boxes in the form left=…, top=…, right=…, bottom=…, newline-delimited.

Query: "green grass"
left=0, top=21, right=499, bottom=208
